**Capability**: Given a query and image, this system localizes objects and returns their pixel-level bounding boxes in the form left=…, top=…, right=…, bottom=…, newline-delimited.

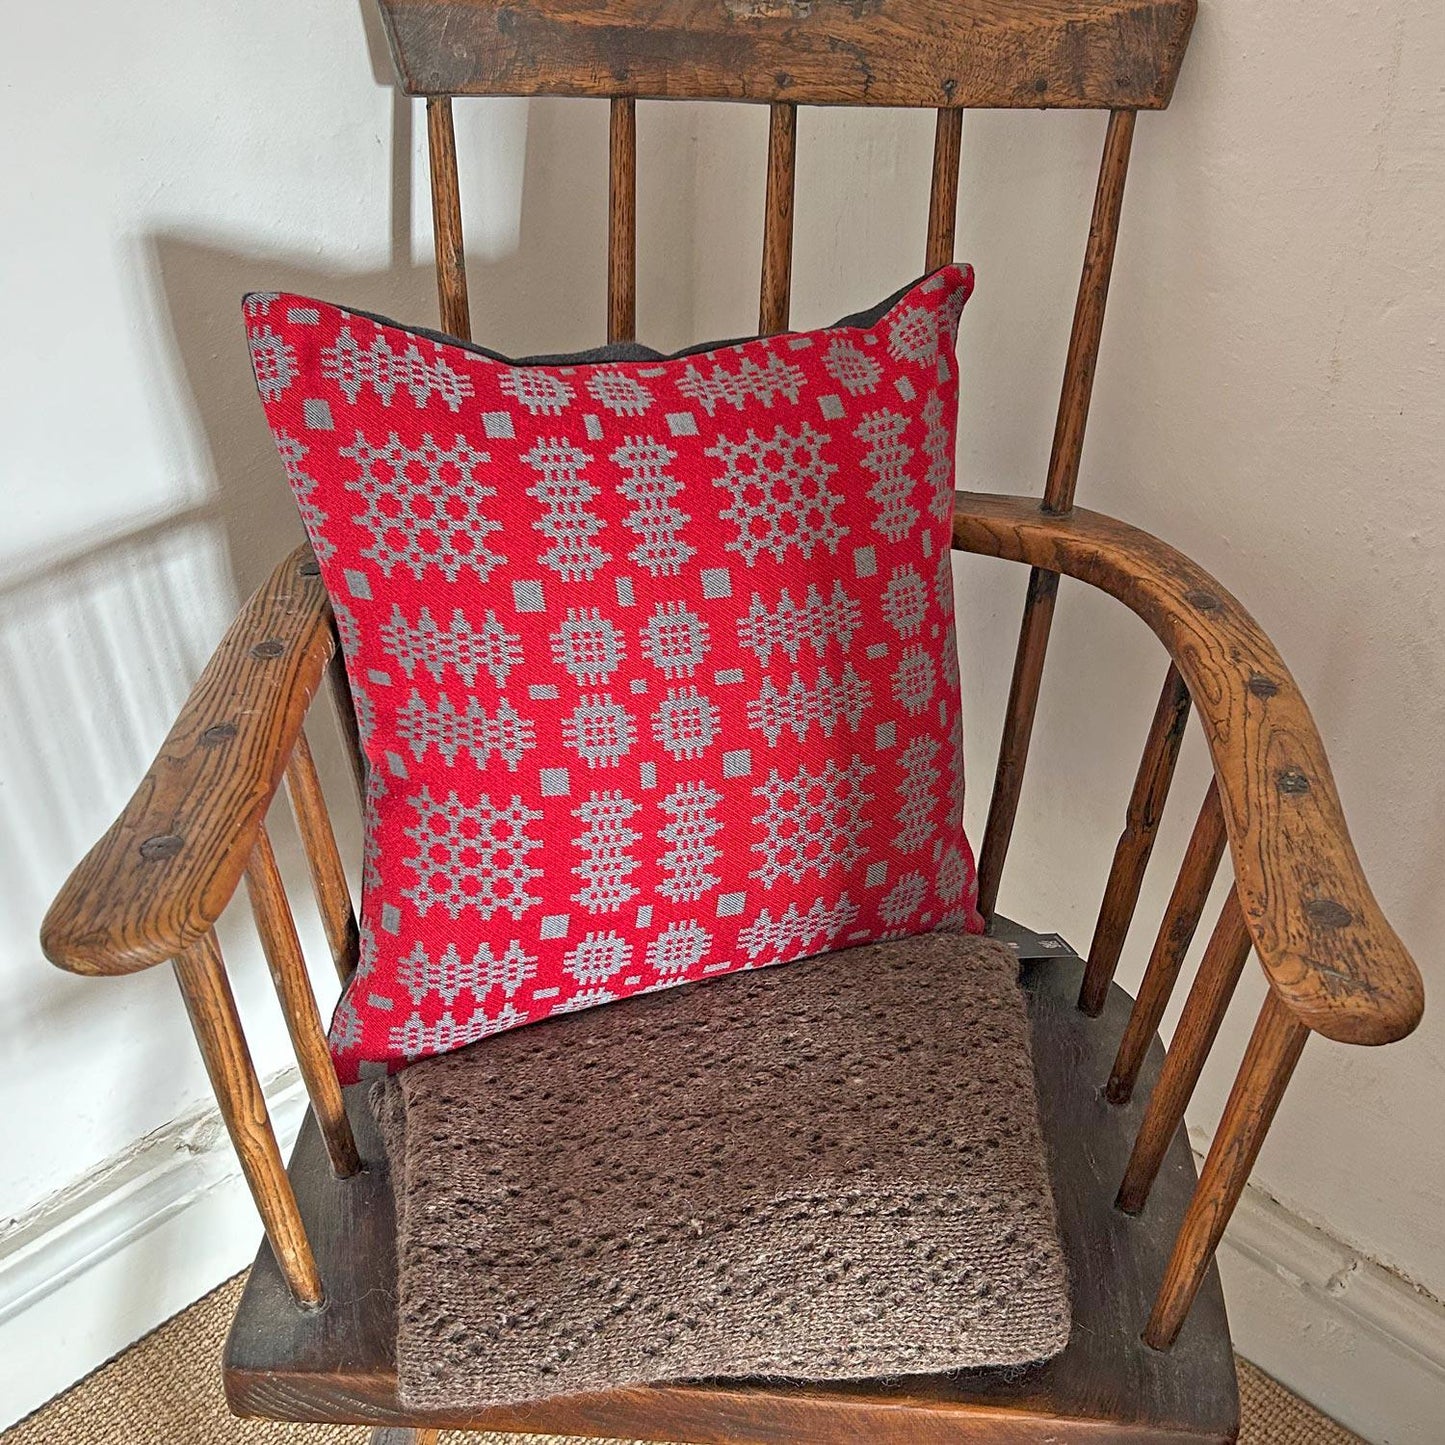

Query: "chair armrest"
left=41, top=548, right=335, bottom=977
left=953, top=491, right=1424, bottom=1046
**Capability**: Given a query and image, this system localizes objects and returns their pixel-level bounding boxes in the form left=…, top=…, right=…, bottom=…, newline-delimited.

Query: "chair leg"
left=370, top=1430, right=440, bottom=1444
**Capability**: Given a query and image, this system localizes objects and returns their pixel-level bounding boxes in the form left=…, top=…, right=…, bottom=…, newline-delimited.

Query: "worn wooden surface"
left=284, top=731, right=359, bottom=985
left=244, top=827, right=361, bottom=1181
left=376, top=0, right=1196, bottom=109
left=1080, top=663, right=1191, bottom=1015
left=1145, top=990, right=1309, bottom=1350
left=41, top=548, right=333, bottom=977
left=1117, top=891, right=1252, bottom=1215
left=975, top=112, right=1135, bottom=916
left=758, top=101, right=796, bottom=336
left=1108, top=781, right=1227, bottom=1105
left=225, top=952, right=1236, bottom=1442
left=953, top=492, right=1425, bottom=1045
left=174, top=932, right=324, bottom=1308
left=925, top=107, right=964, bottom=271
left=608, top=95, right=637, bottom=342
left=426, top=96, right=471, bottom=339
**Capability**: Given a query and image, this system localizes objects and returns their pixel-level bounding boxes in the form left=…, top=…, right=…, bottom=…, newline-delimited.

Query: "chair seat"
left=224, top=925, right=1239, bottom=1444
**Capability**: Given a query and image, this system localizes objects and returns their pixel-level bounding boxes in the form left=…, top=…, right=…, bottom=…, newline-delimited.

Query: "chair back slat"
left=925, top=109, right=964, bottom=271
left=1117, top=889, right=1253, bottom=1216
left=608, top=96, right=638, bottom=342
left=1107, top=780, right=1227, bottom=1105
left=377, top=0, right=1196, bottom=109
left=1079, top=663, right=1192, bottom=1016
left=426, top=96, right=472, bottom=338
left=284, top=730, right=360, bottom=986
left=172, top=931, right=324, bottom=1307
left=245, top=827, right=362, bottom=1181
left=973, top=109, right=1136, bottom=915
left=1144, top=990, right=1309, bottom=1349
left=759, top=102, right=797, bottom=336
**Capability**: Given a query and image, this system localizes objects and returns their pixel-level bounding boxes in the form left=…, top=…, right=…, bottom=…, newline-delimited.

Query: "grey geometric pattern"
left=887, top=305, right=941, bottom=364
left=894, top=734, right=941, bottom=854
left=941, top=621, right=961, bottom=690
left=387, top=1003, right=525, bottom=1061
left=571, top=790, right=642, bottom=913
left=396, top=690, right=536, bottom=771
left=645, top=919, right=713, bottom=976
left=551, top=607, right=627, bottom=685
left=891, top=644, right=938, bottom=717
left=855, top=409, right=919, bottom=543
left=587, top=370, right=655, bottom=416
left=948, top=711, right=966, bottom=827
left=613, top=437, right=695, bottom=578
left=736, top=581, right=862, bottom=665
left=396, top=938, right=537, bottom=1006
left=561, top=694, right=638, bottom=768
left=249, top=325, right=299, bottom=400
left=708, top=423, right=845, bottom=565
left=273, top=432, right=334, bottom=565
left=524, top=438, right=609, bottom=581
left=401, top=787, right=543, bottom=921
left=881, top=870, right=928, bottom=927
left=658, top=781, right=723, bottom=902
left=735, top=892, right=860, bottom=961
left=750, top=758, right=875, bottom=888
left=677, top=351, right=805, bottom=415
left=922, top=392, right=954, bottom=519
left=881, top=565, right=928, bottom=638
left=651, top=685, right=721, bottom=761
left=746, top=665, right=871, bottom=746
left=640, top=601, right=710, bottom=679
left=822, top=336, right=882, bottom=397
left=935, top=547, right=954, bottom=613
left=381, top=604, right=523, bottom=689
left=936, top=844, right=968, bottom=906
left=563, top=930, right=632, bottom=986
left=499, top=368, right=574, bottom=417
left=320, top=327, right=472, bottom=411
left=342, top=431, right=505, bottom=582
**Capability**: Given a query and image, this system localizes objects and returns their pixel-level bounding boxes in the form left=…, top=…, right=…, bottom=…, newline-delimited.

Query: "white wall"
left=3, top=0, right=1443, bottom=1435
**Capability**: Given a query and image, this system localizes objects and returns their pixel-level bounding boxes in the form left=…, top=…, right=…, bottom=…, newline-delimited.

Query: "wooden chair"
left=41, top=0, right=1425, bottom=1440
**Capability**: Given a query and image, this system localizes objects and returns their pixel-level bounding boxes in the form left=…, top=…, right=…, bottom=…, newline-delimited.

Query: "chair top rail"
left=376, top=0, right=1196, bottom=109
left=41, top=547, right=335, bottom=977
left=953, top=490, right=1424, bottom=1047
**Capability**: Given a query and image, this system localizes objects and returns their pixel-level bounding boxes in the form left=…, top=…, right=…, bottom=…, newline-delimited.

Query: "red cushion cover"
left=247, top=267, right=982, bottom=1081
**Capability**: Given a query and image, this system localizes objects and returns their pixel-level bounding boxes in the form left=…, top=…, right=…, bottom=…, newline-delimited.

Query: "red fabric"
left=247, top=268, right=982, bottom=1081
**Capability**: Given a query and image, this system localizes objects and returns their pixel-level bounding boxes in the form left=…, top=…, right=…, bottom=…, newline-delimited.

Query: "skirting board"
left=2, top=1091, right=1442, bottom=1439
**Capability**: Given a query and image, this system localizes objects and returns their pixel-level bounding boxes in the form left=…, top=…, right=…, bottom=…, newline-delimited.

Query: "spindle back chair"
left=41, top=1, right=1424, bottom=1442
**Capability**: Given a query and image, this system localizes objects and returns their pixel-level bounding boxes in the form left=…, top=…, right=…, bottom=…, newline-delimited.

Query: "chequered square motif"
left=246, top=268, right=983, bottom=1080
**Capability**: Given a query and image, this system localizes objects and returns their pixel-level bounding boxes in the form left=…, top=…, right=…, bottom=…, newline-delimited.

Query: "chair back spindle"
left=758, top=102, right=798, bottom=336
left=608, top=96, right=637, bottom=343
left=925, top=109, right=964, bottom=272
left=426, top=96, right=472, bottom=340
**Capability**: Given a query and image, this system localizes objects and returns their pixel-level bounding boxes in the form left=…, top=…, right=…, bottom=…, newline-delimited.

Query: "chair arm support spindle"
left=953, top=492, right=1424, bottom=1046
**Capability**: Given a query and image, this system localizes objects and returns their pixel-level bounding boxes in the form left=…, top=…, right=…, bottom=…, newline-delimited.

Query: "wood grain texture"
left=758, top=101, right=796, bottom=336
left=1079, top=664, right=1191, bottom=1015
left=284, top=730, right=360, bottom=985
left=426, top=96, right=471, bottom=339
left=952, top=492, right=1424, bottom=1045
left=1107, top=780, right=1227, bottom=1105
left=608, top=95, right=637, bottom=343
left=975, top=114, right=1135, bottom=916
left=225, top=953, right=1236, bottom=1441
left=245, top=826, right=361, bottom=1180
left=1116, top=891, right=1252, bottom=1216
left=925, top=107, right=964, bottom=271
left=174, top=932, right=323, bottom=1308
left=375, top=0, right=1197, bottom=109
left=41, top=548, right=334, bottom=977
left=326, top=638, right=368, bottom=808
left=1144, top=990, right=1308, bottom=1350
left=976, top=566, right=1058, bottom=919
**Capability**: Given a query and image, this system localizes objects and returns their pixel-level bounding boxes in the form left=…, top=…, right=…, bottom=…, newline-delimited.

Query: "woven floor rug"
left=375, top=933, right=1070, bottom=1410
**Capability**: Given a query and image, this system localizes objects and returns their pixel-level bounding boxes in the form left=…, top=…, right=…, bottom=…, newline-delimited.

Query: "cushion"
left=373, top=931, right=1071, bottom=1409
left=245, top=269, right=983, bottom=1082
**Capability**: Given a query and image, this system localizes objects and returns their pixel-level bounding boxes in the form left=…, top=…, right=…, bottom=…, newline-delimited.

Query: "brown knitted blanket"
left=373, top=932, right=1070, bottom=1410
